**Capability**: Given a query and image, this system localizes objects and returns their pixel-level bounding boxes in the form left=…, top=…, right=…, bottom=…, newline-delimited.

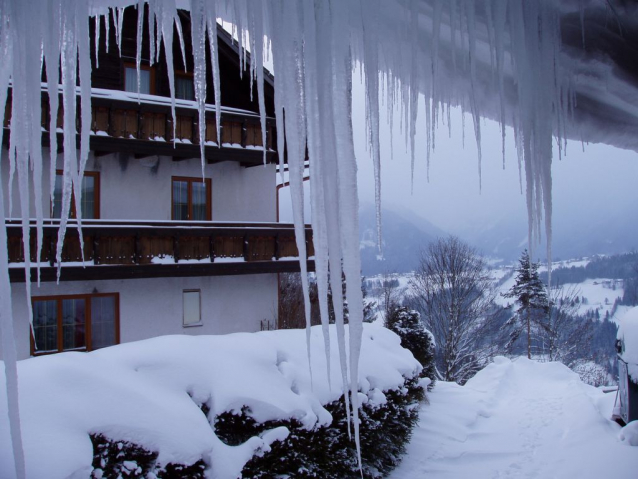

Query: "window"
left=175, top=74, right=195, bottom=101
left=172, top=177, right=212, bottom=221
left=183, top=290, right=201, bottom=327
left=31, top=293, right=119, bottom=355
left=124, top=63, right=155, bottom=95
left=52, top=171, right=100, bottom=219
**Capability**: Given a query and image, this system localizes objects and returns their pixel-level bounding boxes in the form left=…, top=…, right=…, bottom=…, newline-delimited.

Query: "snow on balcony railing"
left=2, top=85, right=275, bottom=157
left=5, top=220, right=313, bottom=280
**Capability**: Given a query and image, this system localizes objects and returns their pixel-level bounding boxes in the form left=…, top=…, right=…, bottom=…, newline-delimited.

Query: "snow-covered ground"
left=390, top=357, right=638, bottom=479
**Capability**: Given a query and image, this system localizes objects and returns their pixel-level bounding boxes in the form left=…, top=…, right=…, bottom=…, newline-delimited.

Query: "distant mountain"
left=359, top=203, right=446, bottom=275
left=456, top=213, right=638, bottom=263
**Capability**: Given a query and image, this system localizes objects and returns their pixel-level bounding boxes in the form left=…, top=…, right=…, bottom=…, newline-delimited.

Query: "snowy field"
left=390, top=357, right=638, bottom=479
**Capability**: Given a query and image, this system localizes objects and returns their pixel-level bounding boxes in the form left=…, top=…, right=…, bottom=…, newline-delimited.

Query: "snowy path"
left=390, top=357, right=638, bottom=479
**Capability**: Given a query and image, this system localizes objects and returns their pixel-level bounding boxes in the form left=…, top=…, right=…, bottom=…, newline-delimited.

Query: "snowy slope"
left=390, top=357, right=638, bottom=479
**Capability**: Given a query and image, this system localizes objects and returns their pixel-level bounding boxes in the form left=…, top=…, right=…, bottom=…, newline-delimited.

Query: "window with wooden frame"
left=175, top=72, right=195, bottom=101
left=171, top=176, right=212, bottom=221
left=51, top=171, right=100, bottom=219
left=123, top=62, right=156, bottom=95
left=31, top=293, right=120, bottom=355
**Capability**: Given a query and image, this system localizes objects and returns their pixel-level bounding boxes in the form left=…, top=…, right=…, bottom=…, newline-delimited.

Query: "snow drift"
left=0, top=324, right=421, bottom=479
left=618, top=306, right=638, bottom=381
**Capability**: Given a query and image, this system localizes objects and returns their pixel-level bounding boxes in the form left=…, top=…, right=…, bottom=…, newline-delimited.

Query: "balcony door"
left=171, top=176, right=212, bottom=221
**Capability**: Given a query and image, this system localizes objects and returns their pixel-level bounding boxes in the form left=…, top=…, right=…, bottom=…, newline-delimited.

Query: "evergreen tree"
left=502, top=250, right=549, bottom=359
left=385, top=307, right=436, bottom=383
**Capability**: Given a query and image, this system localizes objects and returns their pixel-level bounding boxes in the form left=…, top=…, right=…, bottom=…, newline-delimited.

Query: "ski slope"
left=390, top=357, right=638, bottom=479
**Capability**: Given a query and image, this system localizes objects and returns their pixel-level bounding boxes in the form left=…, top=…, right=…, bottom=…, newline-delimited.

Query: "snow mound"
left=0, top=324, right=420, bottom=479
left=619, top=421, right=638, bottom=447
left=618, top=307, right=638, bottom=366
left=618, top=306, right=638, bottom=382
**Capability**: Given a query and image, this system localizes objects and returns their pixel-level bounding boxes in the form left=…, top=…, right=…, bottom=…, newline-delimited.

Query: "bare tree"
left=410, top=236, right=496, bottom=384
left=380, top=271, right=402, bottom=322
left=278, top=273, right=320, bottom=329
left=539, top=285, right=595, bottom=367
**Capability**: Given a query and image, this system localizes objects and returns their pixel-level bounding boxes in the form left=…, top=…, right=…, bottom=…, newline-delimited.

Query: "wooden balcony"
left=7, top=220, right=314, bottom=283
left=3, top=86, right=277, bottom=167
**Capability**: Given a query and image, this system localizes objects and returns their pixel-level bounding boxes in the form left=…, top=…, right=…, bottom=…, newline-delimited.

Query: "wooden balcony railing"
left=7, top=220, right=313, bottom=282
left=3, top=86, right=277, bottom=166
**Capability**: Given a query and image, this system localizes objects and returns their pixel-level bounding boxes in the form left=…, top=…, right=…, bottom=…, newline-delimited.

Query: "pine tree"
left=502, top=250, right=549, bottom=359
left=385, top=307, right=436, bottom=383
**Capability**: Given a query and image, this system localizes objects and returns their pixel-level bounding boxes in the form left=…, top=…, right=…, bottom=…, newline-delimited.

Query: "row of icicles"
left=0, top=1, right=572, bottom=477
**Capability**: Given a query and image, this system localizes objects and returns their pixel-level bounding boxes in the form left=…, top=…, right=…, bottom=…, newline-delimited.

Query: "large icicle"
left=189, top=0, right=208, bottom=178
left=301, top=0, right=332, bottom=390
left=0, top=5, right=25, bottom=477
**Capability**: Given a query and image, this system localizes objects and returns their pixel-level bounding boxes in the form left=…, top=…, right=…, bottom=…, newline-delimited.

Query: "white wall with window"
left=2, top=149, right=276, bottom=223
left=7, top=273, right=278, bottom=360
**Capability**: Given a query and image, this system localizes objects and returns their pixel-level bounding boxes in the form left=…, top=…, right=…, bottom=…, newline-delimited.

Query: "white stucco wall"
left=8, top=273, right=279, bottom=360
left=3, top=149, right=277, bottom=222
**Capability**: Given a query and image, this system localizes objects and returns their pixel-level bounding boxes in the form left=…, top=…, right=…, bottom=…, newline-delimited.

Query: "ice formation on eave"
left=1, top=0, right=630, bottom=476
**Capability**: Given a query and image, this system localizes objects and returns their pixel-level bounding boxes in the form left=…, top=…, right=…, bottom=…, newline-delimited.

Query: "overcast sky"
left=351, top=78, right=638, bottom=236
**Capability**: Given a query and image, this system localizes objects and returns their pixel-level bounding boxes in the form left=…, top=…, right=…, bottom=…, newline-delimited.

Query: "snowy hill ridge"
left=0, top=325, right=420, bottom=479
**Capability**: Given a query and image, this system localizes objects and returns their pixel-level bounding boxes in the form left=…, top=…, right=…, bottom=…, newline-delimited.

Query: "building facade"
left=2, top=7, right=312, bottom=360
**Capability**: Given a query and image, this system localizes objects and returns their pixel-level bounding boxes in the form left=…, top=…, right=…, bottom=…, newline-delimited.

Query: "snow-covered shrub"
left=571, top=360, right=613, bottom=387
left=0, top=325, right=421, bottom=478
left=385, top=307, right=436, bottom=385
left=90, top=434, right=206, bottom=478
left=215, top=377, right=424, bottom=478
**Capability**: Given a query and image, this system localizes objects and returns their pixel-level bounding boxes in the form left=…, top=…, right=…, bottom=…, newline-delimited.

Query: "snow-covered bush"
left=571, top=360, right=613, bottom=387
left=90, top=434, right=206, bottom=478
left=215, top=377, right=423, bottom=478
left=385, top=307, right=436, bottom=385
left=0, top=325, right=421, bottom=479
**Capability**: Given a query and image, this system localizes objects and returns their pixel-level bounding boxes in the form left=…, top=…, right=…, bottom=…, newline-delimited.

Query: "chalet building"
left=2, top=8, right=313, bottom=360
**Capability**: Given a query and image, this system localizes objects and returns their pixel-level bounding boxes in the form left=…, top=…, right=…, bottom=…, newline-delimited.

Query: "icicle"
left=189, top=0, right=208, bottom=179
left=116, top=7, right=125, bottom=57
left=408, top=0, right=418, bottom=192
left=74, top=0, right=93, bottom=264
left=56, top=2, right=82, bottom=281
left=0, top=7, right=25, bottom=476
left=94, top=15, right=101, bottom=69
left=105, top=8, right=110, bottom=54
left=151, top=0, right=180, bottom=143
left=300, top=0, right=331, bottom=390
left=204, top=0, right=222, bottom=147
left=135, top=0, right=145, bottom=101
left=246, top=0, right=267, bottom=164
left=361, top=0, right=383, bottom=255
left=44, top=0, right=61, bottom=211
left=271, top=0, right=313, bottom=388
